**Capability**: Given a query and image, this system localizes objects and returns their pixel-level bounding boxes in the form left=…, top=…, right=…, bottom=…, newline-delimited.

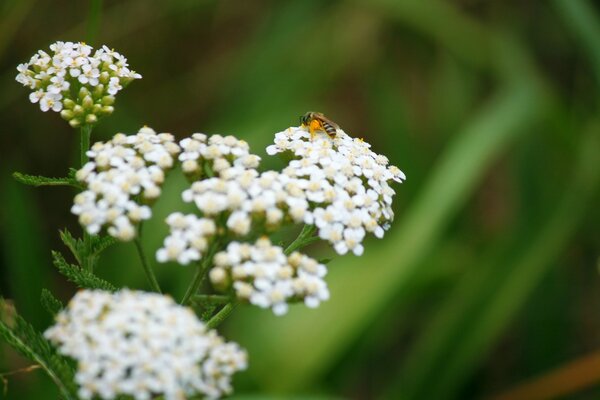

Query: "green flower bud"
left=78, top=87, right=90, bottom=101
left=60, top=110, right=75, bottom=120
left=99, top=71, right=110, bottom=84
left=102, top=106, right=115, bottom=115
left=63, top=98, right=76, bottom=109
left=69, top=118, right=82, bottom=128
left=73, top=105, right=84, bottom=116
left=93, top=84, right=105, bottom=98
left=85, top=114, right=98, bottom=124
left=102, top=96, right=115, bottom=106
left=82, top=95, right=94, bottom=109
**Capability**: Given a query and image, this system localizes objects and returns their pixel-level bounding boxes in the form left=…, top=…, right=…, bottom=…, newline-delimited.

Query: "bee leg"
left=309, top=120, right=321, bottom=141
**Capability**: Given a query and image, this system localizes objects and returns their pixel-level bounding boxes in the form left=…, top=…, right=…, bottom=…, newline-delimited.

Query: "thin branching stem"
left=180, top=241, right=220, bottom=305
left=80, top=125, right=91, bottom=167
left=80, top=125, right=93, bottom=272
left=284, top=224, right=318, bottom=255
left=134, top=236, right=161, bottom=293
left=205, top=302, right=238, bottom=330
left=191, top=294, right=230, bottom=305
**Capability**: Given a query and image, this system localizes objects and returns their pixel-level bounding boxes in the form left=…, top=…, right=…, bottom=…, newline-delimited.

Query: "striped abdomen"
left=321, top=120, right=338, bottom=138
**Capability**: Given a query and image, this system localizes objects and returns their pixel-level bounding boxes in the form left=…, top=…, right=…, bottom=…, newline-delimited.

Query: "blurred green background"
left=1, top=0, right=600, bottom=399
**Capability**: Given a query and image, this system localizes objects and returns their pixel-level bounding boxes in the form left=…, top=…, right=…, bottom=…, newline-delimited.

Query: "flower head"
left=209, top=237, right=330, bottom=315
left=15, top=41, right=141, bottom=127
left=266, top=126, right=405, bottom=255
left=156, top=213, right=217, bottom=265
left=72, top=126, right=180, bottom=241
left=45, top=289, right=247, bottom=400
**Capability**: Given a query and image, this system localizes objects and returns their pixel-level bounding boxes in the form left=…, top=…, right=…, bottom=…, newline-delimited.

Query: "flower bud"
left=99, top=71, right=110, bottom=84
left=82, top=95, right=94, bottom=109
left=85, top=114, right=98, bottom=124
left=73, top=105, right=84, bottom=116
left=93, top=84, right=104, bottom=98
left=78, top=87, right=90, bottom=101
left=60, top=110, right=75, bottom=120
left=63, top=98, right=75, bottom=109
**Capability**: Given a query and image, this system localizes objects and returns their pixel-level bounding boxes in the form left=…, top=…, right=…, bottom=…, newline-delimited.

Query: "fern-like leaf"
left=12, top=172, right=81, bottom=188
left=59, top=230, right=83, bottom=265
left=59, top=229, right=119, bottom=268
left=52, top=251, right=116, bottom=291
left=89, top=235, right=119, bottom=255
left=40, top=289, right=63, bottom=317
left=0, top=299, right=77, bottom=399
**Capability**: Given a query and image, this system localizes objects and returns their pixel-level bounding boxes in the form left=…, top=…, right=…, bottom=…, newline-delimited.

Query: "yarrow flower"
left=209, top=237, right=330, bottom=315
left=44, top=289, right=247, bottom=400
left=178, top=133, right=260, bottom=180
left=72, top=126, right=180, bottom=241
left=156, top=212, right=217, bottom=265
left=266, top=126, right=406, bottom=255
left=15, top=41, right=141, bottom=127
left=159, top=123, right=404, bottom=269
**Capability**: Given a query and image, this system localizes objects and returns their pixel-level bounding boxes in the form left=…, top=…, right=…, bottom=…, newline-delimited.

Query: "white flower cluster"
left=15, top=41, right=141, bottom=127
left=156, top=212, right=217, bottom=265
left=159, top=134, right=316, bottom=264
left=178, top=133, right=260, bottom=179
left=181, top=169, right=313, bottom=235
left=45, top=289, right=247, bottom=400
left=210, top=238, right=329, bottom=315
left=72, top=127, right=180, bottom=241
left=266, top=126, right=406, bottom=255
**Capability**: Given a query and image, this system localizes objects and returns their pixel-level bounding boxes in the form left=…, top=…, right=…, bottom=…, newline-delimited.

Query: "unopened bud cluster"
left=15, top=41, right=141, bottom=127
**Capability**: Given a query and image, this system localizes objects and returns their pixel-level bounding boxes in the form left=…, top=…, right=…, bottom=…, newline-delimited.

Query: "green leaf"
left=52, top=251, right=116, bottom=291
left=0, top=299, right=77, bottom=399
left=90, top=235, right=119, bottom=255
left=59, top=229, right=83, bottom=265
left=12, top=171, right=80, bottom=188
left=59, top=229, right=118, bottom=267
left=40, top=289, right=63, bottom=317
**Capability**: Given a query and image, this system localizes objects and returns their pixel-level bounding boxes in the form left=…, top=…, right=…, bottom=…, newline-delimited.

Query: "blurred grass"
left=1, top=0, right=599, bottom=399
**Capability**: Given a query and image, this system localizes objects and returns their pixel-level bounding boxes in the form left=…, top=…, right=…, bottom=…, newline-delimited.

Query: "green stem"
left=134, top=237, right=161, bottom=293
left=80, top=125, right=92, bottom=167
left=80, top=125, right=93, bottom=271
left=180, top=241, right=220, bottom=305
left=191, top=294, right=230, bottom=305
left=284, top=224, right=318, bottom=255
left=86, top=0, right=103, bottom=44
left=205, top=302, right=238, bottom=329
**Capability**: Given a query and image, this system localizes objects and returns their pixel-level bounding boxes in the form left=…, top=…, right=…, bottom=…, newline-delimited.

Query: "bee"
left=300, top=111, right=340, bottom=139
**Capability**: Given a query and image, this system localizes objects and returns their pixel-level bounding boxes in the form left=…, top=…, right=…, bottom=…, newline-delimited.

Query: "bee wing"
left=317, top=114, right=340, bottom=129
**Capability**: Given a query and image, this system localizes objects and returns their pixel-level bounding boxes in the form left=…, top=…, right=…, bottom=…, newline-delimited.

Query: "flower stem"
left=180, top=241, right=220, bottom=305
left=134, top=237, right=161, bottom=293
left=80, top=125, right=92, bottom=167
left=205, top=302, right=238, bottom=329
left=86, top=0, right=103, bottom=44
left=191, top=294, right=230, bottom=305
left=80, top=124, right=93, bottom=271
left=284, top=224, right=318, bottom=255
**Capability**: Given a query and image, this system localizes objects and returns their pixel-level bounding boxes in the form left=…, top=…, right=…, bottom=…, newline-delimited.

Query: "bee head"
left=300, top=111, right=319, bottom=126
